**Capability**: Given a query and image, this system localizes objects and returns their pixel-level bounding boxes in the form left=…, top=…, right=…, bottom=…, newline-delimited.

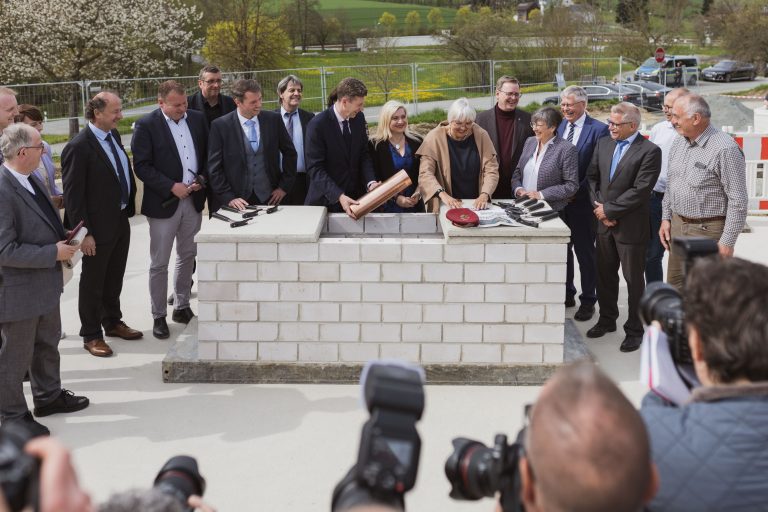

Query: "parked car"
left=634, top=55, right=699, bottom=86
left=543, top=84, right=643, bottom=108
left=701, top=60, right=757, bottom=82
left=618, top=81, right=673, bottom=111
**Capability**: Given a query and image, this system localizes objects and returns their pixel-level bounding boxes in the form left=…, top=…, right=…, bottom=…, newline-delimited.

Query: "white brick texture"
left=197, top=262, right=216, bottom=281
left=464, top=304, right=505, bottom=323
left=444, top=244, right=485, bottom=262
left=361, top=323, right=401, bottom=342
left=485, top=284, right=525, bottom=303
left=464, top=264, right=505, bottom=283
left=400, top=214, right=438, bottom=234
left=320, top=323, right=361, bottom=342
left=483, top=324, right=524, bottom=344
left=443, top=324, right=483, bottom=343
left=218, top=342, right=258, bottom=361
left=238, top=322, right=278, bottom=341
left=279, top=323, right=319, bottom=341
left=462, top=344, right=501, bottom=363
left=524, top=324, right=564, bottom=344
left=546, top=264, right=567, bottom=283
left=526, top=284, right=563, bottom=303
left=340, top=263, right=380, bottom=282
left=258, top=262, right=298, bottom=281
left=322, top=283, right=362, bottom=302
left=485, top=244, right=526, bottom=263
left=278, top=243, right=319, bottom=261
left=198, top=243, right=236, bottom=261
left=198, top=322, right=237, bottom=342
left=382, top=263, right=421, bottom=282
left=341, top=303, right=381, bottom=322
left=280, top=283, right=320, bottom=301
left=403, top=284, right=443, bottom=302
left=503, top=344, right=543, bottom=363
left=198, top=282, right=237, bottom=301
left=546, top=304, right=566, bottom=323
left=527, top=244, right=566, bottom=263
left=380, top=343, right=421, bottom=362
left=198, top=303, right=217, bottom=322
left=299, top=263, right=339, bottom=282
left=318, top=239, right=361, bottom=262
left=505, top=305, right=545, bottom=323
left=421, top=344, right=461, bottom=363
left=260, top=303, right=299, bottom=322
left=543, top=344, right=564, bottom=363
left=364, top=215, right=400, bottom=234
left=505, top=264, right=546, bottom=283
left=217, top=262, right=259, bottom=281
left=362, top=283, right=402, bottom=302
left=444, top=284, right=485, bottom=303
left=361, top=240, right=402, bottom=262
left=327, top=214, right=364, bottom=234
left=237, top=243, right=277, bottom=261
left=300, top=303, right=340, bottom=322
left=423, top=304, right=463, bottom=323
left=197, top=342, right=217, bottom=360
left=258, top=342, right=297, bottom=361
left=298, top=343, right=339, bottom=362
left=402, top=324, right=442, bottom=343
left=339, top=344, right=380, bottom=362
left=218, top=302, right=259, bottom=322
left=402, top=241, right=443, bottom=262
left=423, top=263, right=463, bottom=283
left=238, top=283, right=279, bottom=301
left=382, top=304, right=422, bottom=323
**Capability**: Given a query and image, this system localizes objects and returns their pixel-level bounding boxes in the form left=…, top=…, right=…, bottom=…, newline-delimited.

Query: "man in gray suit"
left=0, top=124, right=89, bottom=436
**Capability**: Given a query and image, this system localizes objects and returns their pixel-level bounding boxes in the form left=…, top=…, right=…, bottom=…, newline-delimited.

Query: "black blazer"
left=61, top=126, right=136, bottom=244
left=304, top=107, right=375, bottom=206
left=587, top=134, right=661, bottom=244
left=187, top=91, right=236, bottom=123
left=131, top=109, right=209, bottom=218
left=207, top=109, right=297, bottom=212
left=557, top=115, right=610, bottom=205
left=368, top=134, right=422, bottom=183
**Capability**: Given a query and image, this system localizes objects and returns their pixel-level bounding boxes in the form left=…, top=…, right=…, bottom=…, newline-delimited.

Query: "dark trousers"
left=79, top=213, right=130, bottom=341
left=0, top=307, right=62, bottom=421
left=283, top=172, right=308, bottom=206
left=596, top=231, right=646, bottom=337
left=645, top=191, right=665, bottom=283
left=560, top=197, right=598, bottom=306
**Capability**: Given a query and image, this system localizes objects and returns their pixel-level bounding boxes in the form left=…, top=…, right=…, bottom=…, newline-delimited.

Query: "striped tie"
left=566, top=122, right=576, bottom=144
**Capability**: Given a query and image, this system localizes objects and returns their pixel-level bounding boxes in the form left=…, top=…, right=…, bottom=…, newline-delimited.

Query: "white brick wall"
left=197, top=212, right=568, bottom=367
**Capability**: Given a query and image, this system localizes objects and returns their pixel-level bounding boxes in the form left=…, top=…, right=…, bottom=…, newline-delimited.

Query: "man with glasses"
left=187, top=65, right=236, bottom=127
left=476, top=76, right=533, bottom=198
left=513, top=362, right=658, bottom=512
left=0, top=123, right=89, bottom=437
left=556, top=85, right=610, bottom=322
left=646, top=88, right=689, bottom=284
left=587, top=103, right=661, bottom=353
left=0, top=88, right=19, bottom=165
left=660, top=94, right=747, bottom=289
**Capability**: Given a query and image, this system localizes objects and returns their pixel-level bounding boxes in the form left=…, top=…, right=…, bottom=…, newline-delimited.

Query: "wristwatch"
left=435, top=188, right=445, bottom=196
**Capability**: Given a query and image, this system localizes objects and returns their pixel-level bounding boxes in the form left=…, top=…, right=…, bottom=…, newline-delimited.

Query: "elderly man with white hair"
left=586, top=102, right=661, bottom=353
left=417, top=97, right=499, bottom=212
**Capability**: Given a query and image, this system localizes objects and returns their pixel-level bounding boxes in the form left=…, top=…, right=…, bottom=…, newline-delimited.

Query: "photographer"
left=517, top=363, right=658, bottom=512
left=640, top=257, right=768, bottom=511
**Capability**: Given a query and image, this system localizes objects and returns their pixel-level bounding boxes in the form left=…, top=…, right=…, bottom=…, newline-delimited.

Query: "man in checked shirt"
left=659, top=94, right=748, bottom=289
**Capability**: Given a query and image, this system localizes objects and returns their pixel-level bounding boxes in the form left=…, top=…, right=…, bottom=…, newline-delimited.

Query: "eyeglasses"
left=607, top=121, right=633, bottom=128
left=498, top=91, right=521, bottom=98
left=560, top=101, right=585, bottom=109
left=530, top=122, right=550, bottom=130
left=202, top=79, right=223, bottom=85
left=662, top=104, right=674, bottom=110
left=19, top=144, right=45, bottom=154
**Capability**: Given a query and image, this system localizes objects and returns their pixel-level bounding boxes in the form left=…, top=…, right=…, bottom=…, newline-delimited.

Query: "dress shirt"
left=236, top=111, right=260, bottom=146
left=613, top=131, right=640, bottom=169
left=518, top=137, right=555, bottom=199
left=162, top=112, right=199, bottom=185
left=332, top=104, right=376, bottom=191
left=88, top=122, right=131, bottom=209
left=281, top=107, right=305, bottom=173
left=662, top=123, right=748, bottom=247
left=648, top=120, right=679, bottom=193
left=5, top=164, right=35, bottom=194
left=565, top=113, right=587, bottom=146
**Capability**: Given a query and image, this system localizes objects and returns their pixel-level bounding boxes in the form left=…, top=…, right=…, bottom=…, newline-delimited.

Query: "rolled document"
left=350, top=170, right=413, bottom=218
left=64, top=226, right=88, bottom=270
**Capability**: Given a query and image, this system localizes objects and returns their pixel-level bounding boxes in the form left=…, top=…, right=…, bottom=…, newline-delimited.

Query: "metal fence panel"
left=414, top=60, right=492, bottom=107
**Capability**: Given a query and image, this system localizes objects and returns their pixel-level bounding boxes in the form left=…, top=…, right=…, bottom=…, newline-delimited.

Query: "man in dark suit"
left=475, top=76, right=534, bottom=199
left=304, top=77, right=378, bottom=218
left=275, top=74, right=314, bottom=206
left=0, top=123, right=89, bottom=436
left=587, top=102, right=661, bottom=353
left=187, top=65, right=236, bottom=127
left=557, top=86, right=610, bottom=322
left=62, top=92, right=142, bottom=358
left=132, top=81, right=208, bottom=339
left=208, top=79, right=297, bottom=212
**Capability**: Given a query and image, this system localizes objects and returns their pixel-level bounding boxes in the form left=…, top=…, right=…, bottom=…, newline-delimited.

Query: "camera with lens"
left=331, top=362, right=425, bottom=512
left=153, top=455, right=206, bottom=512
left=444, top=407, right=529, bottom=512
left=0, top=423, right=40, bottom=512
left=639, top=237, right=718, bottom=365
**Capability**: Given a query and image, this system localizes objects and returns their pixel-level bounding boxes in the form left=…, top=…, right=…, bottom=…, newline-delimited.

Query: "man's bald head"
left=522, top=363, right=654, bottom=512
left=662, top=87, right=689, bottom=122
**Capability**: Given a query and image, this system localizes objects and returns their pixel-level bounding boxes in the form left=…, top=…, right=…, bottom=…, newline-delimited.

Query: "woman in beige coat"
left=417, top=97, right=499, bottom=213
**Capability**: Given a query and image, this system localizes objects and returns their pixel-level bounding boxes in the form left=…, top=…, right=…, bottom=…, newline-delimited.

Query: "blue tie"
left=609, top=140, right=629, bottom=181
left=106, top=132, right=130, bottom=206
left=245, top=119, right=259, bottom=152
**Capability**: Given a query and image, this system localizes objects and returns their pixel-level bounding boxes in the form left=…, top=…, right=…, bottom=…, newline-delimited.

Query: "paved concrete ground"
left=25, top=215, right=768, bottom=511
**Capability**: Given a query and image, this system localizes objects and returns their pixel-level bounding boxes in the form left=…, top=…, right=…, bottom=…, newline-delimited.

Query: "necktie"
left=342, top=119, right=352, bottom=151
left=284, top=112, right=295, bottom=141
left=245, top=119, right=259, bottom=152
left=566, top=122, right=576, bottom=144
left=106, top=132, right=130, bottom=206
left=609, top=140, right=629, bottom=181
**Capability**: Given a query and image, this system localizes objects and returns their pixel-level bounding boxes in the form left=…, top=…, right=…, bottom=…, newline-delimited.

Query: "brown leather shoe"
left=104, top=321, right=143, bottom=340
left=83, top=339, right=113, bottom=357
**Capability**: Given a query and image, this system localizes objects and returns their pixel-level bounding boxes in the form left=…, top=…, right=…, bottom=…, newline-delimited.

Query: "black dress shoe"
left=7, top=412, right=50, bottom=437
left=153, top=317, right=170, bottom=339
left=172, top=307, right=195, bottom=324
left=565, top=295, right=576, bottom=308
left=167, top=294, right=174, bottom=306
left=33, top=389, right=89, bottom=417
left=574, top=304, right=595, bottom=321
left=620, top=335, right=643, bottom=353
left=586, top=322, right=617, bottom=338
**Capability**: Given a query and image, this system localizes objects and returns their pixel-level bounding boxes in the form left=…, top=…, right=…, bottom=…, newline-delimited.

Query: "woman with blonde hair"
left=417, top=98, right=498, bottom=212
left=368, top=100, right=423, bottom=212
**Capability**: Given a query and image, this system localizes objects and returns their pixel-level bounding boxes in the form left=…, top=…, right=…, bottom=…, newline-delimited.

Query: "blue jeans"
left=645, top=192, right=664, bottom=283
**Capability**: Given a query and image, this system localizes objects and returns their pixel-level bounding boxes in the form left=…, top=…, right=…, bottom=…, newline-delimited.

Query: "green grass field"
left=316, top=0, right=456, bottom=32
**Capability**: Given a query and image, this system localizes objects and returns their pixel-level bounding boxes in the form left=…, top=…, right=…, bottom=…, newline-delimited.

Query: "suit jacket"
left=304, top=107, right=375, bottom=206
left=61, top=126, right=136, bottom=244
left=476, top=107, right=534, bottom=187
left=0, top=166, right=64, bottom=322
left=558, top=115, right=610, bottom=205
left=511, top=135, right=579, bottom=212
left=187, top=91, right=236, bottom=122
left=587, top=134, right=661, bottom=244
left=131, top=109, right=209, bottom=218
left=207, top=109, right=297, bottom=212
left=273, top=107, right=314, bottom=141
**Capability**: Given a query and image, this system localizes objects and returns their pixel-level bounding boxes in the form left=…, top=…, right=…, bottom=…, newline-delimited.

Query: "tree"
left=378, top=11, right=398, bottom=35
left=427, top=8, right=444, bottom=33
left=280, top=0, right=320, bottom=52
left=313, top=14, right=341, bottom=51
left=203, top=15, right=291, bottom=71
left=405, top=11, right=421, bottom=35
left=0, top=0, right=201, bottom=136
left=722, top=4, right=768, bottom=75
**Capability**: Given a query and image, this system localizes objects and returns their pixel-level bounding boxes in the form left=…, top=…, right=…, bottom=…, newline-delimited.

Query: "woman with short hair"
left=15, top=104, right=64, bottom=209
left=417, top=98, right=499, bottom=212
